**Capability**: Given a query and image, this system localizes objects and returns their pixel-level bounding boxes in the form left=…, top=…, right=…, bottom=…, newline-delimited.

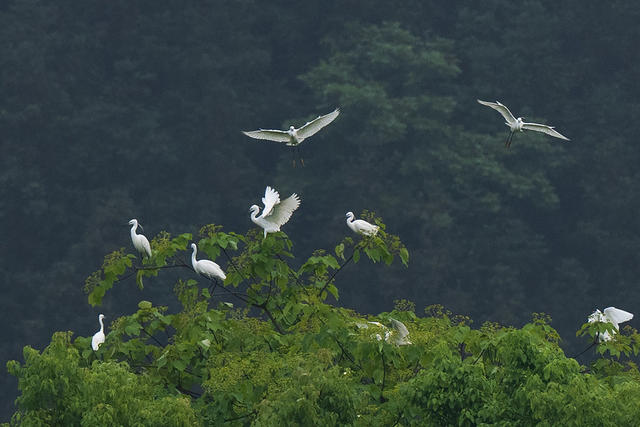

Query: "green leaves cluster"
left=10, top=218, right=640, bottom=425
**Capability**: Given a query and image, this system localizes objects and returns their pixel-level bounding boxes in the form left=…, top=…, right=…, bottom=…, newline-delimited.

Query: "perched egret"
left=356, top=319, right=411, bottom=346
left=477, top=99, right=569, bottom=148
left=92, top=314, right=106, bottom=351
left=128, top=219, right=152, bottom=259
left=346, top=212, right=379, bottom=236
left=190, top=243, right=226, bottom=283
left=389, top=318, right=412, bottom=346
left=588, top=307, right=634, bottom=342
left=242, top=108, right=340, bottom=166
left=249, top=186, right=300, bottom=238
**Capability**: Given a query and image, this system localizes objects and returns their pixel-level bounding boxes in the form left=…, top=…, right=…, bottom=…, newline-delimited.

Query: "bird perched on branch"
left=92, top=314, right=106, bottom=351
left=190, top=243, right=226, bottom=283
left=128, top=219, right=152, bottom=259
left=346, top=211, right=379, bottom=236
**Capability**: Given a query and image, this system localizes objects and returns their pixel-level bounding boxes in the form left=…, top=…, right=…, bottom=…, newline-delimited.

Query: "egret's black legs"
left=505, top=131, right=514, bottom=148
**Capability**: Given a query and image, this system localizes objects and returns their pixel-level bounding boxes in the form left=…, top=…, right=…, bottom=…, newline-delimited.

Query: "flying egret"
left=346, top=212, right=379, bottom=236
left=588, top=307, right=634, bottom=342
left=190, top=243, right=226, bottom=283
left=242, top=108, right=340, bottom=166
left=249, top=186, right=301, bottom=238
left=128, top=219, right=152, bottom=259
left=92, top=314, right=106, bottom=351
left=477, top=99, right=569, bottom=148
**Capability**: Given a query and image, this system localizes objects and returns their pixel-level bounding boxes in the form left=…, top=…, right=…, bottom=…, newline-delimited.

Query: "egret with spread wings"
left=249, top=186, right=301, bottom=238
left=588, top=307, right=634, bottom=342
left=242, top=108, right=340, bottom=166
left=477, top=100, right=569, bottom=148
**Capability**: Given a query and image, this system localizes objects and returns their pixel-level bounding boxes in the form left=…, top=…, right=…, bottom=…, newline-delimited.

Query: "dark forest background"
left=2, top=0, right=640, bottom=419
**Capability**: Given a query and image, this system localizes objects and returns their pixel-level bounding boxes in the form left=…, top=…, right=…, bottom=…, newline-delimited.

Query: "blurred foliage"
left=3, top=0, right=640, bottom=420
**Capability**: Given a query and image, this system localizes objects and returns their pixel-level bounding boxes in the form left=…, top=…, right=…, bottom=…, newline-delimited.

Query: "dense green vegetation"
left=7, top=224, right=640, bottom=425
left=3, top=0, right=640, bottom=419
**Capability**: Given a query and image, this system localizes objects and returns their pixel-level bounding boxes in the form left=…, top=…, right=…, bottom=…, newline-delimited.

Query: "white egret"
left=477, top=99, right=569, bottom=148
left=588, top=307, right=634, bottom=342
left=346, top=212, right=379, bottom=236
left=92, top=314, right=106, bottom=351
left=389, top=318, right=412, bottom=346
left=128, top=219, right=152, bottom=259
left=356, top=319, right=411, bottom=346
left=249, top=186, right=301, bottom=238
left=242, top=108, right=340, bottom=166
left=190, top=243, right=226, bottom=282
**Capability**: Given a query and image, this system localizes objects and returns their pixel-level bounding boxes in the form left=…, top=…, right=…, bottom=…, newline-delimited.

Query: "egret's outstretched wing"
left=242, top=129, right=291, bottom=143
left=390, top=318, right=409, bottom=339
left=265, top=193, right=300, bottom=227
left=603, top=307, right=634, bottom=326
left=296, top=108, right=340, bottom=140
left=477, top=99, right=517, bottom=125
left=522, top=123, right=570, bottom=140
left=260, top=186, right=281, bottom=218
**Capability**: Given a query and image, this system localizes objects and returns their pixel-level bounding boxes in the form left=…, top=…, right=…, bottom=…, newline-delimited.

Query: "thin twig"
left=318, top=251, right=355, bottom=296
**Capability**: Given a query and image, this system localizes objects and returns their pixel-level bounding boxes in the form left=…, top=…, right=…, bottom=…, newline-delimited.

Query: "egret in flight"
left=346, top=212, right=379, bottom=236
left=128, top=219, right=152, bottom=259
left=190, top=243, right=226, bottom=283
left=249, top=186, right=300, bottom=238
left=242, top=108, right=340, bottom=166
left=92, top=314, right=106, bottom=351
left=477, top=99, right=569, bottom=148
left=588, top=307, right=634, bottom=342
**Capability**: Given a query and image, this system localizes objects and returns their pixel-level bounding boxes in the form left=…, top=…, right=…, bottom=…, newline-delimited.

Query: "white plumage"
left=588, top=307, right=634, bottom=342
left=346, top=212, right=379, bottom=236
left=242, top=108, right=340, bottom=146
left=250, top=186, right=301, bottom=238
left=190, top=243, right=226, bottom=282
left=356, top=319, right=412, bottom=346
left=477, top=99, right=569, bottom=147
left=92, top=314, right=106, bottom=351
left=128, top=219, right=152, bottom=259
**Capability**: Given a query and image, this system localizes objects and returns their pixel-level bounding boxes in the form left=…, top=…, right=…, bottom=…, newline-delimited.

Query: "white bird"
left=588, top=307, right=634, bottom=342
left=389, top=318, right=412, bottom=346
left=242, top=108, right=340, bottom=166
left=128, top=219, right=152, bottom=259
left=190, top=243, right=226, bottom=282
left=92, top=314, right=106, bottom=351
left=477, top=99, right=569, bottom=148
left=346, top=212, right=379, bottom=236
left=249, top=186, right=301, bottom=238
left=356, top=319, right=411, bottom=346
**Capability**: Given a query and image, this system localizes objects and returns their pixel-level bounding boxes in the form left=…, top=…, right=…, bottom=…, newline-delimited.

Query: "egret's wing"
left=522, top=122, right=570, bottom=140
left=260, top=186, right=280, bottom=218
left=477, top=99, right=517, bottom=125
left=265, top=193, right=300, bottom=227
left=242, top=129, right=291, bottom=143
left=296, top=108, right=340, bottom=140
left=390, top=318, right=409, bottom=339
left=603, top=307, right=634, bottom=325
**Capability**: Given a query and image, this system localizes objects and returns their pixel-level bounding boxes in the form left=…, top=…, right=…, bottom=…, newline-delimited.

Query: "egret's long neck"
left=250, top=208, right=259, bottom=223
left=99, top=317, right=104, bottom=333
left=130, top=223, right=138, bottom=240
left=346, top=215, right=356, bottom=231
left=191, top=246, right=198, bottom=266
